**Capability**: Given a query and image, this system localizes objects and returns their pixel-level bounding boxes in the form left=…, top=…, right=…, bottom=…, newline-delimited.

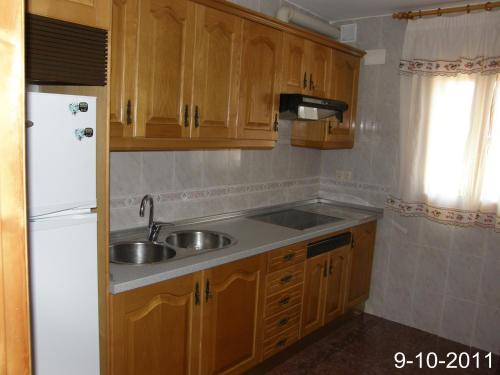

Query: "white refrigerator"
left=27, top=92, right=100, bottom=375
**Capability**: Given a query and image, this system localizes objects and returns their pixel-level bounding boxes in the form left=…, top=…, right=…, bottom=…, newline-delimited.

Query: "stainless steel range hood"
left=279, top=94, right=348, bottom=122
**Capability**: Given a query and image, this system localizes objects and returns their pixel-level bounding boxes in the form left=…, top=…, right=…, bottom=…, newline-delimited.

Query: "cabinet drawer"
left=263, top=326, right=300, bottom=359
left=265, top=283, right=303, bottom=317
left=266, top=262, right=305, bottom=296
left=267, top=244, right=306, bottom=273
left=263, top=304, right=301, bottom=339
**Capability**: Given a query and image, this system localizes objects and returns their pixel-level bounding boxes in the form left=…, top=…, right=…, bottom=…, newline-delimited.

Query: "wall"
left=110, top=121, right=320, bottom=230
left=320, top=16, right=500, bottom=355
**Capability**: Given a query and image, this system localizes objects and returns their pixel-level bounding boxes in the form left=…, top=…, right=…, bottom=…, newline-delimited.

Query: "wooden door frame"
left=0, top=0, right=32, bottom=373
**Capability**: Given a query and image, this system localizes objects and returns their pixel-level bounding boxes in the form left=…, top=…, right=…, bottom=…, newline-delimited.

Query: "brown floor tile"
left=247, top=313, right=500, bottom=375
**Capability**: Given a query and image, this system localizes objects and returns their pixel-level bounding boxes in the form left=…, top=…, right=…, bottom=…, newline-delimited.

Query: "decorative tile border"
left=320, top=177, right=391, bottom=194
left=110, top=177, right=321, bottom=209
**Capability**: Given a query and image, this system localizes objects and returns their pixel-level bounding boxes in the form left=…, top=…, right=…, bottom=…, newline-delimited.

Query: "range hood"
left=279, top=94, right=348, bottom=122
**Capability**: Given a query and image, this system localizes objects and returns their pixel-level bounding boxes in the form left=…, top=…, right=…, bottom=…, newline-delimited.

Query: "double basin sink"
left=110, top=230, right=236, bottom=265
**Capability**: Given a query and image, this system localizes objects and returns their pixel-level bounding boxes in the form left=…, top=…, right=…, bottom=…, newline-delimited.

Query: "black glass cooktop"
left=249, top=209, right=342, bottom=230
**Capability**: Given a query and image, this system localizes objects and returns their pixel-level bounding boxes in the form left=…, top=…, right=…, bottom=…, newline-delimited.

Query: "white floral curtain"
left=387, top=11, right=500, bottom=231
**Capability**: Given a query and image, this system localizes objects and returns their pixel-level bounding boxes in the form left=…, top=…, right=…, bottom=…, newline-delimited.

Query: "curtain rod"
left=392, top=1, right=500, bottom=20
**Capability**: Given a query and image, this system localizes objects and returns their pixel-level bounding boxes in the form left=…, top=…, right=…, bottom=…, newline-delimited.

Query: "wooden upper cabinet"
left=281, top=34, right=307, bottom=94
left=305, top=41, right=332, bottom=97
left=201, top=255, right=266, bottom=375
left=136, top=0, right=195, bottom=138
left=109, top=0, right=138, bottom=139
left=291, top=50, right=360, bottom=150
left=191, top=5, right=242, bottom=139
left=301, top=253, right=328, bottom=337
left=328, top=50, right=360, bottom=144
left=107, top=0, right=364, bottom=149
left=345, top=221, right=377, bottom=309
left=27, top=0, right=111, bottom=29
left=323, top=246, right=350, bottom=324
left=237, top=21, right=283, bottom=141
left=110, top=273, right=202, bottom=375
left=281, top=36, right=331, bottom=97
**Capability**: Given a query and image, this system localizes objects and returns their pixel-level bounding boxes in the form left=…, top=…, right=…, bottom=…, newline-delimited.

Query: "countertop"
left=109, top=198, right=382, bottom=294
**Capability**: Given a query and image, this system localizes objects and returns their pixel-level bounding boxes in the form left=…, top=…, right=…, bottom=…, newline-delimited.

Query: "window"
left=423, top=76, right=499, bottom=204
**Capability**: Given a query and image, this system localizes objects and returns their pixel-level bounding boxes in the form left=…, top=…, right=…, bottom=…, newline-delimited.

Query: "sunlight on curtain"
left=388, top=11, right=500, bottom=231
left=424, top=78, right=475, bottom=201
left=481, top=81, right=500, bottom=203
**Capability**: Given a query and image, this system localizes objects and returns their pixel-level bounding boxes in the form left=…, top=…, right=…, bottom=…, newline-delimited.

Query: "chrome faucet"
left=140, top=194, right=154, bottom=229
left=139, top=194, right=173, bottom=241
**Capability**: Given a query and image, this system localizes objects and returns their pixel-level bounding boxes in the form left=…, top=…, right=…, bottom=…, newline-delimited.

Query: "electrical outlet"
left=336, top=170, right=344, bottom=180
left=345, top=171, right=352, bottom=181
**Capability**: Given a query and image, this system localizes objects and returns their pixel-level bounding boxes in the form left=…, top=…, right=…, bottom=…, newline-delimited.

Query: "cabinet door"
left=301, top=253, right=328, bottom=337
left=201, top=255, right=265, bottom=375
left=345, top=222, right=377, bottom=309
left=109, top=0, right=138, bottom=139
left=330, top=51, right=360, bottom=143
left=136, top=0, right=195, bottom=138
left=281, top=34, right=307, bottom=94
left=323, top=246, right=350, bottom=324
left=237, top=21, right=282, bottom=141
left=27, top=0, right=110, bottom=29
left=305, top=41, right=332, bottom=97
left=110, top=273, right=202, bottom=375
left=191, top=5, right=242, bottom=139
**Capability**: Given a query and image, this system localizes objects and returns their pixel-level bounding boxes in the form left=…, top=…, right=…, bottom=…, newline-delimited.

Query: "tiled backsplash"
left=110, top=121, right=321, bottom=230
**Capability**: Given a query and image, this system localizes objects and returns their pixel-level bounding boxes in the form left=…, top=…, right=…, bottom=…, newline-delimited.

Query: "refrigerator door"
left=26, top=92, right=97, bottom=217
left=29, top=213, right=99, bottom=375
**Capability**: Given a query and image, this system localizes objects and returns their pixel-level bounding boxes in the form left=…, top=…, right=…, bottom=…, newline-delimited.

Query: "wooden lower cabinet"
left=109, top=222, right=377, bottom=374
left=301, top=253, right=328, bottom=337
left=110, top=255, right=266, bottom=375
left=110, top=272, right=202, bottom=375
left=323, top=246, right=350, bottom=324
left=345, top=221, right=377, bottom=309
left=200, top=255, right=266, bottom=375
left=302, top=241, right=358, bottom=336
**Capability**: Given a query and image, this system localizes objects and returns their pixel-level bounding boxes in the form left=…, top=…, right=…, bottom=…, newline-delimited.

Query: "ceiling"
left=286, top=0, right=470, bottom=22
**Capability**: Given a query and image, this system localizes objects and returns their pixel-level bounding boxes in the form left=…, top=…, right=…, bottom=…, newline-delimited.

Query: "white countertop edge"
left=109, top=215, right=378, bottom=294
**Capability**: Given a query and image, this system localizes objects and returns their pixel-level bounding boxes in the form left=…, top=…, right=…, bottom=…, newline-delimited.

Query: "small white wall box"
left=364, top=49, right=386, bottom=65
left=340, top=23, right=357, bottom=43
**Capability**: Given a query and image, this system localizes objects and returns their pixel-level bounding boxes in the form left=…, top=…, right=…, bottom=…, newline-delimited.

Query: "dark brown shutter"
left=26, top=14, right=108, bottom=86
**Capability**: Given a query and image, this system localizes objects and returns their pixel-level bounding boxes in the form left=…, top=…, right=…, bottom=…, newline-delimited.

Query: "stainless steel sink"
left=165, top=230, right=236, bottom=252
left=110, top=241, right=176, bottom=264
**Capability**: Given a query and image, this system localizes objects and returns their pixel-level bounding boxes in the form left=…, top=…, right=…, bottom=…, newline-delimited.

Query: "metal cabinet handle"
left=277, top=338, right=288, bottom=348
left=303, top=72, right=308, bottom=89
left=280, top=275, right=293, bottom=284
left=126, top=99, right=132, bottom=125
left=309, top=73, right=314, bottom=90
left=278, top=317, right=289, bottom=327
left=194, top=105, right=200, bottom=128
left=279, top=296, right=290, bottom=305
left=195, top=282, right=200, bottom=305
left=323, top=260, right=327, bottom=278
left=283, top=253, right=295, bottom=262
left=273, top=113, right=279, bottom=132
left=184, top=104, right=189, bottom=128
left=205, top=280, right=212, bottom=303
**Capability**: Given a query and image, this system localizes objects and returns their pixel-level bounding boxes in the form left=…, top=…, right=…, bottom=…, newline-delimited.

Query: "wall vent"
left=340, top=23, right=357, bottom=43
left=26, top=14, right=108, bottom=86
